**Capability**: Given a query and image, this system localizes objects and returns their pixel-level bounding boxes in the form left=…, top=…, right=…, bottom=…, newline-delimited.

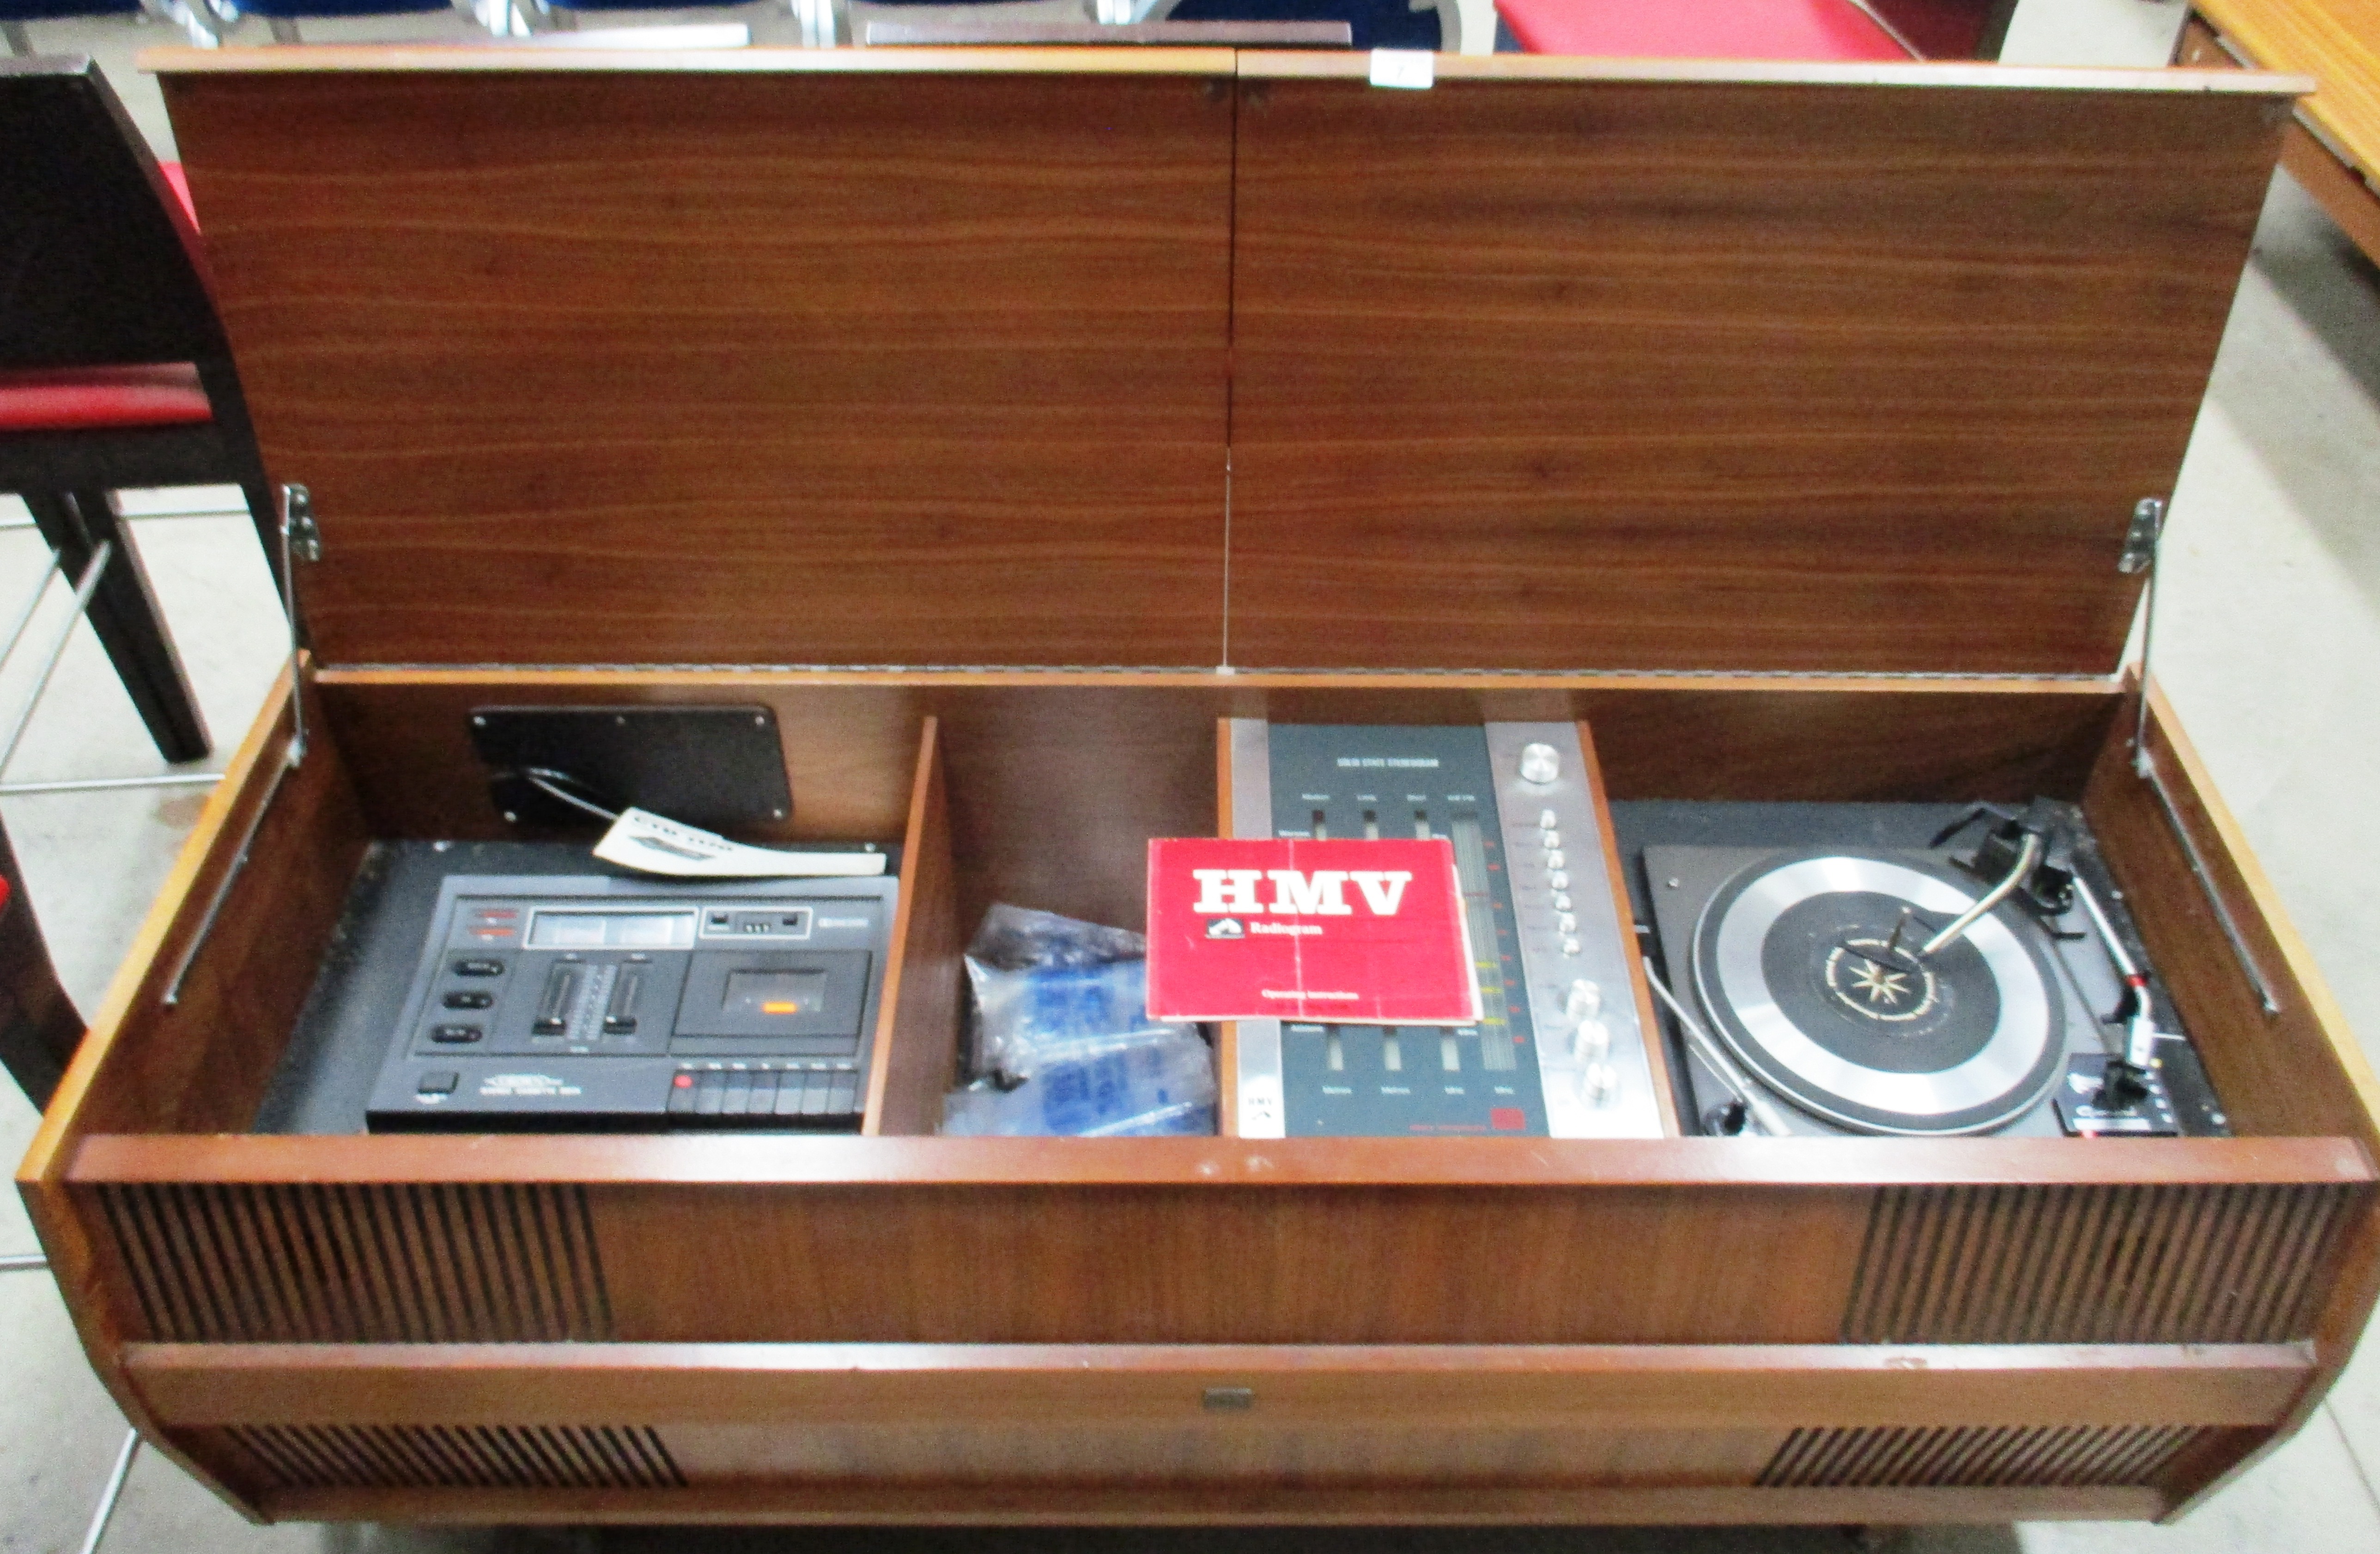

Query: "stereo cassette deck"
left=362, top=865, right=897, bottom=1131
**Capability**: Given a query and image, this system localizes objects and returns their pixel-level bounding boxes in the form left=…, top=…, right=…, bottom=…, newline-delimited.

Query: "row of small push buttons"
left=669, top=1062, right=861, bottom=1121
left=1524, top=805, right=1588, bottom=957
left=429, top=957, right=507, bottom=1040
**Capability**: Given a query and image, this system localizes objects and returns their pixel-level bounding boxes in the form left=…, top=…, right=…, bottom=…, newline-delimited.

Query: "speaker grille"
left=97, top=1182, right=611, bottom=1342
left=226, top=1424, right=683, bottom=1490
left=1761, top=1424, right=2204, bottom=1488
left=1845, top=1182, right=2357, bottom=1344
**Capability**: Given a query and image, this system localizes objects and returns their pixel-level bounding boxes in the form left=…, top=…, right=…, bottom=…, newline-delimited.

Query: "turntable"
left=1636, top=801, right=2231, bottom=1140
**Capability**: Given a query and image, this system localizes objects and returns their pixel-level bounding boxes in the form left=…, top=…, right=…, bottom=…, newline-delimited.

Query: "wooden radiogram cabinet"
left=19, top=46, right=2380, bottom=1528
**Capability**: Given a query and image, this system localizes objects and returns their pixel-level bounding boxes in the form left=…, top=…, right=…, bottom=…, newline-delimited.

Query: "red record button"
left=1489, top=1107, right=1525, bottom=1131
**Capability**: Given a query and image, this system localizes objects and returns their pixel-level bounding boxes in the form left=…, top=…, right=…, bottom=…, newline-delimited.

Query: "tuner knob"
left=1565, top=979, right=1602, bottom=1021
left=1560, top=936, right=1583, bottom=957
left=1582, top=1062, right=1618, bottom=1105
left=1542, top=849, right=1566, bottom=871
left=1538, top=808, right=1559, bottom=830
left=1556, top=912, right=1579, bottom=934
left=1552, top=892, right=1572, bottom=912
left=1518, top=743, right=1561, bottom=785
left=1572, top=1018, right=1610, bottom=1061
left=1548, top=871, right=1569, bottom=891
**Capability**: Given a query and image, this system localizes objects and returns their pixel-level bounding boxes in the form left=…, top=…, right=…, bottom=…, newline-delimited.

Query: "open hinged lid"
left=146, top=48, right=2304, bottom=676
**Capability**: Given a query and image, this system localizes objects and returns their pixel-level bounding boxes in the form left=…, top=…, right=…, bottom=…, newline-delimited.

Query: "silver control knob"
left=1538, top=808, right=1559, bottom=830
left=1572, top=1018, right=1610, bottom=1061
left=1542, top=849, right=1566, bottom=871
left=1565, top=979, right=1602, bottom=1021
left=1518, top=743, right=1561, bottom=784
left=1556, top=912, right=1579, bottom=934
left=1552, top=892, right=1572, bottom=912
left=1582, top=1061, right=1618, bottom=1104
left=1548, top=871, right=1569, bottom=890
left=1560, top=936, right=1582, bottom=957
left=1540, top=830, right=1561, bottom=850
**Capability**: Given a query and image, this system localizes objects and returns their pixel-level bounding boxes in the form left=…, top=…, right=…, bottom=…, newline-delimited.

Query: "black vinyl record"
left=1690, top=850, right=2064, bottom=1135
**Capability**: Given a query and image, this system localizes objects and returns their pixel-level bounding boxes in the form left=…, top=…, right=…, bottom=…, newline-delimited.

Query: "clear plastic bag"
left=965, top=902, right=1146, bottom=973
left=941, top=1029, right=1217, bottom=1137
left=946, top=903, right=1216, bottom=1135
left=965, top=903, right=1183, bottom=1081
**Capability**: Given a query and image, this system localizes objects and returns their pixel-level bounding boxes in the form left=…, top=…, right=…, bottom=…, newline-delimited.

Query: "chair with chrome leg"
left=0, top=55, right=289, bottom=766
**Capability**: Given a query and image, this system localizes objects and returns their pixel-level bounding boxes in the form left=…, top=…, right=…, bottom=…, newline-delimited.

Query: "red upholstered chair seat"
left=1495, top=0, right=1909, bottom=60
left=0, top=164, right=212, bottom=436
left=0, top=364, right=214, bottom=432
left=0, top=162, right=214, bottom=435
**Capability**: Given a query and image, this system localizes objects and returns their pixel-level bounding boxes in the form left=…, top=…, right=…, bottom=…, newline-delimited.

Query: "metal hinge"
left=282, top=483, right=322, bottom=563
left=2119, top=496, right=2164, bottom=575
left=274, top=483, right=311, bottom=765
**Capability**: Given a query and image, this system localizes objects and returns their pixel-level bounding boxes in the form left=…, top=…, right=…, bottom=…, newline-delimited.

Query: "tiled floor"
left=8, top=1, right=2380, bottom=1550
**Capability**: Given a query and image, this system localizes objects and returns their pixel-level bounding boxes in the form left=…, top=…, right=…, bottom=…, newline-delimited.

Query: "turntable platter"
left=1690, top=851, right=2064, bottom=1135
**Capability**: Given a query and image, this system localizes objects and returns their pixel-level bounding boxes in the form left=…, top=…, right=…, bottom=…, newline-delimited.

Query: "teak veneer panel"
left=2084, top=685, right=2380, bottom=1147
left=1225, top=72, right=2294, bottom=674
left=233, top=1481, right=2168, bottom=1526
left=311, top=671, right=2125, bottom=936
left=655, top=1422, right=1791, bottom=1488
left=128, top=1341, right=2313, bottom=1430
left=51, top=669, right=368, bottom=1139
left=159, top=67, right=1235, bottom=668
left=587, top=1182, right=1868, bottom=1345
left=862, top=718, right=963, bottom=1136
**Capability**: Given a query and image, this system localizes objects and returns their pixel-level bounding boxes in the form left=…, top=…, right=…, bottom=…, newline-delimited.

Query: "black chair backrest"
left=0, top=54, right=228, bottom=372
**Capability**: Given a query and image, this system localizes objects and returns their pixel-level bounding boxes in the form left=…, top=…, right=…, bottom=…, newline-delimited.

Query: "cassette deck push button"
left=452, top=957, right=506, bottom=977
left=442, top=990, right=494, bottom=1010
left=417, top=1071, right=460, bottom=1096
left=430, top=1024, right=483, bottom=1044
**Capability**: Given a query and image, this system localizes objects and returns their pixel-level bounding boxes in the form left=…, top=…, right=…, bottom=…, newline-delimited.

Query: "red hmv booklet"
left=1144, top=838, right=1481, bottom=1024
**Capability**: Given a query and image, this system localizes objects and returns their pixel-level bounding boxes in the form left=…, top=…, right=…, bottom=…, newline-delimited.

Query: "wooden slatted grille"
left=225, top=1424, right=682, bottom=1490
left=94, top=1183, right=611, bottom=1342
left=1844, top=1182, right=2359, bottom=1344
left=1760, top=1424, right=2204, bottom=1489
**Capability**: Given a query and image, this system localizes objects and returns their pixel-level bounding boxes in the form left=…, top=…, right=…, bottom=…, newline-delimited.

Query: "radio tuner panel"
left=1225, top=721, right=1665, bottom=1140
left=364, top=872, right=897, bottom=1132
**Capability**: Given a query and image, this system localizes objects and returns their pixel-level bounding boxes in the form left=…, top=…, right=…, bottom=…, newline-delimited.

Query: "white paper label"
left=1368, top=49, right=1435, bottom=90
left=592, top=806, right=889, bottom=879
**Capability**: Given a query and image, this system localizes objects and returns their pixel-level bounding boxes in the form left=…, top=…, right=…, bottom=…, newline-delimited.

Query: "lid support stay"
left=2122, top=495, right=2282, bottom=1017
left=158, top=483, right=317, bottom=1008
